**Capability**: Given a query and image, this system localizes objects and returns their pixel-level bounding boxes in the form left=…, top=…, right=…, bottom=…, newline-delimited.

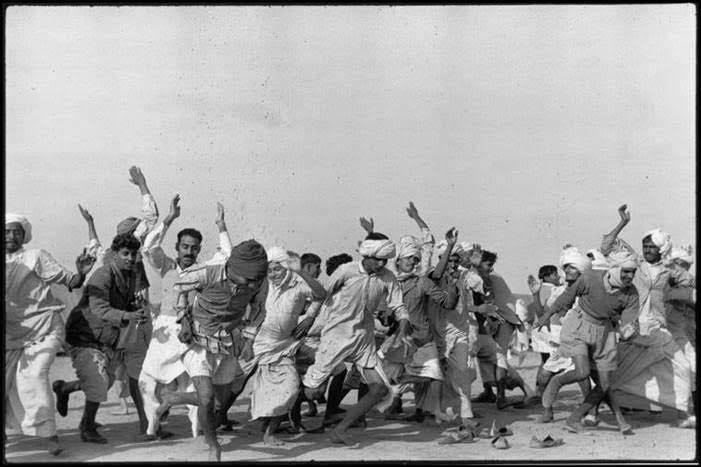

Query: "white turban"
left=267, top=246, right=290, bottom=265
left=358, top=239, right=396, bottom=259
left=397, top=236, right=421, bottom=260
left=668, top=244, right=694, bottom=265
left=5, top=213, right=32, bottom=244
left=559, top=246, right=592, bottom=273
left=435, top=240, right=464, bottom=259
left=607, top=249, right=639, bottom=269
left=644, top=228, right=672, bottom=258
left=586, top=248, right=610, bottom=270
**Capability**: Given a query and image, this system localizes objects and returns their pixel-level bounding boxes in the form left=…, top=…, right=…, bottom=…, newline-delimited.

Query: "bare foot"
left=208, top=444, right=222, bottom=462
left=329, top=428, right=354, bottom=446
left=111, top=399, right=130, bottom=416
left=263, top=432, right=286, bottom=446
left=47, top=435, right=63, bottom=456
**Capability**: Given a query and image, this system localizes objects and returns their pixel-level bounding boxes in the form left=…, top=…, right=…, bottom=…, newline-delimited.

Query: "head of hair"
left=301, top=253, right=322, bottom=268
left=365, top=232, right=389, bottom=240
left=111, top=233, right=141, bottom=252
left=481, top=250, right=498, bottom=264
left=177, top=228, right=203, bottom=244
left=538, top=264, right=559, bottom=280
left=326, top=253, right=354, bottom=276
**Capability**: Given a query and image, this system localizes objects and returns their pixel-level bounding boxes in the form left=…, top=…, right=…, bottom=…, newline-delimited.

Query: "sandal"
left=491, top=435, right=510, bottom=449
left=438, top=426, right=476, bottom=445
left=530, top=434, right=564, bottom=448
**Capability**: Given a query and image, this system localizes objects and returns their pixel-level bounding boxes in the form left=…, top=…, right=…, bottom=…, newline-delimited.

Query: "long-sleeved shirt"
left=600, top=232, right=693, bottom=335
left=141, top=220, right=234, bottom=317
left=173, top=262, right=257, bottom=336
left=5, top=248, right=79, bottom=349
left=65, top=261, right=149, bottom=349
left=84, top=193, right=159, bottom=263
left=252, top=271, right=315, bottom=364
left=399, top=274, right=458, bottom=347
left=549, top=269, right=639, bottom=328
left=319, top=261, right=409, bottom=338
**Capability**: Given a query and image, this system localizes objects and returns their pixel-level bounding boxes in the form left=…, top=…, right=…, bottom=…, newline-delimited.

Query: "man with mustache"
left=5, top=213, right=95, bottom=455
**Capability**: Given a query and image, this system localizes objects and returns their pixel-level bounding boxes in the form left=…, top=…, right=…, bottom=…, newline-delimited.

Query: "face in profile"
left=303, top=262, right=321, bottom=279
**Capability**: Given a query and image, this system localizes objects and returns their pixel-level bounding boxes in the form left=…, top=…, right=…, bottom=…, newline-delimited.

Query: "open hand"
left=406, top=201, right=420, bottom=220
left=527, top=275, right=541, bottom=295
left=75, top=248, right=96, bottom=275
left=166, top=194, right=181, bottom=223
left=128, top=166, right=147, bottom=187
left=445, top=227, right=459, bottom=246
left=359, top=216, right=374, bottom=234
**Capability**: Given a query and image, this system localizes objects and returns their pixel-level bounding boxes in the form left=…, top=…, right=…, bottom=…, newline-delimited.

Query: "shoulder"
left=87, top=264, right=114, bottom=286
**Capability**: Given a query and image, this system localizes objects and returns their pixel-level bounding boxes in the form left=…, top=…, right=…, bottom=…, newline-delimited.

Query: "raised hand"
left=406, top=201, right=420, bottom=220
left=215, top=202, right=226, bottom=230
left=527, top=274, right=541, bottom=295
left=77, top=204, right=94, bottom=223
left=165, top=194, right=181, bottom=224
left=618, top=204, right=631, bottom=224
left=75, top=248, right=96, bottom=276
left=128, top=166, right=146, bottom=186
left=359, top=216, right=374, bottom=234
left=445, top=227, right=459, bottom=246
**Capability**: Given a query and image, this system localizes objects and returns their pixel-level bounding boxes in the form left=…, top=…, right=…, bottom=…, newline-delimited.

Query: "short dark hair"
left=538, top=265, right=558, bottom=280
left=481, top=250, right=498, bottom=263
left=301, top=253, right=322, bottom=268
left=111, top=233, right=141, bottom=252
left=177, top=228, right=203, bottom=244
left=365, top=232, right=389, bottom=240
left=326, top=253, right=353, bottom=276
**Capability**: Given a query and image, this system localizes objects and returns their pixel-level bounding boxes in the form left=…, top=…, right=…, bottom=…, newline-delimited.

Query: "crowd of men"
left=5, top=167, right=696, bottom=461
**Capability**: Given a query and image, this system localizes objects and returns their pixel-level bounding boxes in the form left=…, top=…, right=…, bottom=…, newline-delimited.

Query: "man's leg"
left=325, top=369, right=348, bottom=416
left=473, top=335, right=498, bottom=403
left=540, top=355, right=590, bottom=423
left=191, top=376, right=221, bottom=461
left=330, top=367, right=389, bottom=444
left=263, top=416, right=286, bottom=446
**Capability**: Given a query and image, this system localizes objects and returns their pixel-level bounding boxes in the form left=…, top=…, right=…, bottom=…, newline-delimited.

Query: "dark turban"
left=226, top=239, right=268, bottom=280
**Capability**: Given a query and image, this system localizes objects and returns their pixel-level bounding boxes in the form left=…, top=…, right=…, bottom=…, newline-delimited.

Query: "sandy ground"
left=5, top=351, right=697, bottom=463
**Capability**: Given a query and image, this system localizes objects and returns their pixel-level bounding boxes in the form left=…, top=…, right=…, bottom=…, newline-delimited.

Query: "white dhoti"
left=5, top=331, right=63, bottom=438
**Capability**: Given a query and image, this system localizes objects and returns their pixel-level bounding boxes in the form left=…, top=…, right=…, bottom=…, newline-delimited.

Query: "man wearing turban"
left=301, top=232, right=411, bottom=445
left=244, top=246, right=327, bottom=446
left=380, top=228, right=460, bottom=426
left=6, top=213, right=95, bottom=455
left=535, top=227, right=640, bottom=435
left=151, top=238, right=267, bottom=461
left=600, top=205, right=696, bottom=428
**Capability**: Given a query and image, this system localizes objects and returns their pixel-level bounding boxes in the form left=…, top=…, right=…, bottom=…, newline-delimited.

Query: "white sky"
left=5, top=5, right=696, bottom=294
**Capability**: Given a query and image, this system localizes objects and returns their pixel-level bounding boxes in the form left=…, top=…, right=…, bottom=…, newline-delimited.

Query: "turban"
left=559, top=246, right=592, bottom=273
left=644, top=228, right=673, bottom=258
left=5, top=213, right=32, bottom=244
left=586, top=248, right=610, bottom=270
left=117, top=217, right=141, bottom=235
left=358, top=239, right=396, bottom=259
left=668, top=244, right=694, bottom=265
left=606, top=249, right=639, bottom=269
left=267, top=246, right=290, bottom=265
left=435, top=240, right=465, bottom=259
left=226, top=239, right=268, bottom=280
left=606, top=268, right=626, bottom=289
left=397, top=236, right=421, bottom=260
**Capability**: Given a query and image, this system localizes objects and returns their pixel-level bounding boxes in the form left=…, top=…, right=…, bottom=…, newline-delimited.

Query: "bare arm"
left=289, top=264, right=327, bottom=301
left=429, top=227, right=458, bottom=281
left=215, top=202, right=233, bottom=257
left=601, top=204, right=631, bottom=256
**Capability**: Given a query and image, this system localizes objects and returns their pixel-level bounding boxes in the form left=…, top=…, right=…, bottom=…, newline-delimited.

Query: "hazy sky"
left=5, top=5, right=696, bottom=294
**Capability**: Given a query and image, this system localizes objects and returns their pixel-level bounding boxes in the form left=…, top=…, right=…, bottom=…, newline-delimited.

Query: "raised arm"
left=215, top=202, right=233, bottom=257
left=288, top=261, right=327, bottom=301
left=359, top=216, right=374, bottom=235
left=431, top=227, right=458, bottom=281
left=36, top=248, right=95, bottom=291
left=601, top=204, right=631, bottom=256
left=128, top=166, right=159, bottom=240
left=406, top=201, right=429, bottom=230
left=141, top=194, right=180, bottom=275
